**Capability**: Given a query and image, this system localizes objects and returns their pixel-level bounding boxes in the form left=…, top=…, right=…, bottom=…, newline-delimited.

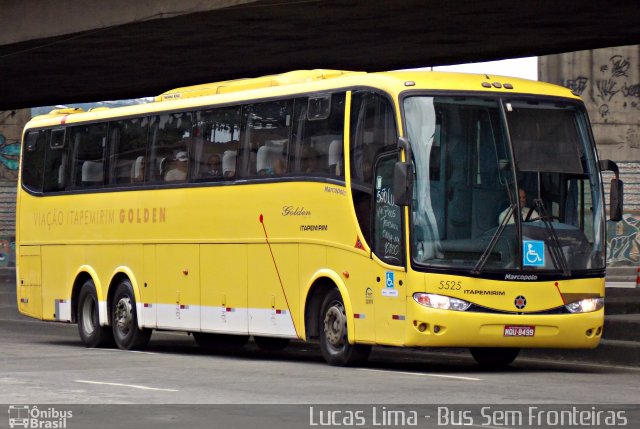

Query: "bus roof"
left=26, top=69, right=578, bottom=129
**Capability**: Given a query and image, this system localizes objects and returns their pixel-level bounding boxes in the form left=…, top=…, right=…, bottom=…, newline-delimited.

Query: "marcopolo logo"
left=514, top=295, right=527, bottom=310
left=8, top=405, right=72, bottom=428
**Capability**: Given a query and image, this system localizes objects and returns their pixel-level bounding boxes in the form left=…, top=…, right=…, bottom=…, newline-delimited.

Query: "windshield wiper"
left=472, top=203, right=515, bottom=275
left=532, top=199, right=571, bottom=277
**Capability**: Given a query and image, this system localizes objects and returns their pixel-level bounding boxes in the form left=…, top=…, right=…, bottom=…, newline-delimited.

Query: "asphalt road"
left=1, top=281, right=639, bottom=428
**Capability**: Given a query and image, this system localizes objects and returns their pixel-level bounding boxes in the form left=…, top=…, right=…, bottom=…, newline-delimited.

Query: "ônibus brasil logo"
left=8, top=405, right=73, bottom=428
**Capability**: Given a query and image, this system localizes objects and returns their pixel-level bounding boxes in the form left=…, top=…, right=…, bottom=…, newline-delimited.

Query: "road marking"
left=357, top=368, right=482, bottom=381
left=75, top=380, right=178, bottom=392
left=87, top=348, right=158, bottom=355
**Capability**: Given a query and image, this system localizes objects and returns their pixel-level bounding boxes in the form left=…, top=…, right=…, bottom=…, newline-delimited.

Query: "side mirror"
left=393, top=161, right=413, bottom=206
left=610, top=178, right=623, bottom=222
left=393, top=137, right=413, bottom=206
left=599, top=159, right=624, bottom=222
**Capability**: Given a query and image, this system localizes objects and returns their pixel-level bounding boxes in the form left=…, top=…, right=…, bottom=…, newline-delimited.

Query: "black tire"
left=77, top=279, right=114, bottom=348
left=319, top=288, right=371, bottom=366
left=254, top=336, right=290, bottom=351
left=470, top=347, right=520, bottom=368
left=193, top=332, right=249, bottom=352
left=111, top=279, right=151, bottom=350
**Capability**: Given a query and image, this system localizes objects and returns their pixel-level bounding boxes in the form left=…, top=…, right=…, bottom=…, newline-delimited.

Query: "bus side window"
left=290, top=93, right=346, bottom=177
left=191, top=106, right=241, bottom=181
left=69, top=123, right=107, bottom=189
left=149, top=112, right=193, bottom=183
left=43, top=128, right=68, bottom=192
left=109, top=117, right=149, bottom=185
left=22, top=130, right=47, bottom=193
left=240, top=100, right=292, bottom=178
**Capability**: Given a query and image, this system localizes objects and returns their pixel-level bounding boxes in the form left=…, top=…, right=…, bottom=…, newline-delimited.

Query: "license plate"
left=504, top=325, right=535, bottom=337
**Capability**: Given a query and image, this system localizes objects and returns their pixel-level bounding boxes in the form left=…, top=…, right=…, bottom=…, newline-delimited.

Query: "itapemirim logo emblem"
left=8, top=405, right=73, bottom=428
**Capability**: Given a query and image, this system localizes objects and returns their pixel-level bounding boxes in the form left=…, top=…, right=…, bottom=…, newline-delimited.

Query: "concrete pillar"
left=0, top=109, right=30, bottom=267
left=540, top=46, right=640, bottom=267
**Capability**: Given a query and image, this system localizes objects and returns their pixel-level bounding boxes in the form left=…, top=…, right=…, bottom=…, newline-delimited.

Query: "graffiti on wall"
left=561, top=54, right=640, bottom=121
left=0, top=134, right=20, bottom=180
left=607, top=215, right=640, bottom=266
left=0, top=238, right=14, bottom=267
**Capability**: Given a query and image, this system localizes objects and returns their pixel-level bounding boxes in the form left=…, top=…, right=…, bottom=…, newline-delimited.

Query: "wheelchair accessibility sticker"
left=385, top=272, right=394, bottom=288
left=523, top=240, right=545, bottom=267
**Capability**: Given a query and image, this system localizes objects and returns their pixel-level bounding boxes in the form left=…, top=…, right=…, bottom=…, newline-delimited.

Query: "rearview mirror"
left=599, top=159, right=624, bottom=222
left=393, top=161, right=413, bottom=206
left=610, top=178, right=623, bottom=222
left=393, top=137, right=413, bottom=206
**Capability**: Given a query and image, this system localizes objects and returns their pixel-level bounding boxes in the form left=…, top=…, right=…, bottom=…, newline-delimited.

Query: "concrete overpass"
left=1, top=0, right=639, bottom=109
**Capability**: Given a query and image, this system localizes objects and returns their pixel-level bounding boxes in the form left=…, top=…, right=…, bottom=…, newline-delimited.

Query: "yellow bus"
left=16, top=69, right=623, bottom=367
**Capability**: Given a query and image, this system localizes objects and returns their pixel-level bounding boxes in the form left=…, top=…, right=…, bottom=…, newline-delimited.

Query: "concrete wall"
left=540, top=46, right=640, bottom=266
left=0, top=109, right=30, bottom=267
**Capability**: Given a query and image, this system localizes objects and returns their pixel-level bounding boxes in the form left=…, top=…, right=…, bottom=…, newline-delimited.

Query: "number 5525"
left=439, top=280, right=461, bottom=290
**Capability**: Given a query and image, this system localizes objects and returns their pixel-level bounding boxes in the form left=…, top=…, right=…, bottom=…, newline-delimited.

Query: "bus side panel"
left=298, top=243, right=326, bottom=340
left=141, top=244, right=157, bottom=328
left=40, top=245, right=81, bottom=322
left=200, top=244, right=248, bottom=334
left=17, top=246, right=42, bottom=319
left=155, top=244, right=200, bottom=331
left=247, top=243, right=298, bottom=338
left=326, top=248, right=377, bottom=344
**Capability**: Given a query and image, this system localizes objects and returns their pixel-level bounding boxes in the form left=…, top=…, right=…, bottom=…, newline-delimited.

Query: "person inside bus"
left=165, top=151, right=188, bottom=181
left=498, top=188, right=539, bottom=224
left=302, top=146, right=321, bottom=173
left=205, top=153, right=222, bottom=177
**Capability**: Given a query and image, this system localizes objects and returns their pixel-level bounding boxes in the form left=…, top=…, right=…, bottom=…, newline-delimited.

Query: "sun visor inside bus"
left=509, top=108, right=584, bottom=174
left=512, top=137, right=583, bottom=174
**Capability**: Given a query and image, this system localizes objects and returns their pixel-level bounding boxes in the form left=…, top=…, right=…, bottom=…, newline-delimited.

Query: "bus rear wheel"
left=319, top=288, right=371, bottom=366
left=77, top=279, right=113, bottom=348
left=469, top=347, right=520, bottom=368
left=111, top=279, right=151, bottom=350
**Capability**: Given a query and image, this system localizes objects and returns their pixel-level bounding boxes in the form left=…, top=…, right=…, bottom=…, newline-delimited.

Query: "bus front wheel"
left=469, top=347, right=520, bottom=368
left=319, top=289, right=371, bottom=366
left=111, top=279, right=151, bottom=350
left=77, top=279, right=113, bottom=348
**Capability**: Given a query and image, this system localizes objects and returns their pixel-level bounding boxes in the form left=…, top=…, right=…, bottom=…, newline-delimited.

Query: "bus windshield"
left=404, top=95, right=605, bottom=274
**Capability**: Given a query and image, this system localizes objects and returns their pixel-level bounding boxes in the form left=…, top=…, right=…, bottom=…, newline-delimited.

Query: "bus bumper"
left=404, top=299, right=604, bottom=349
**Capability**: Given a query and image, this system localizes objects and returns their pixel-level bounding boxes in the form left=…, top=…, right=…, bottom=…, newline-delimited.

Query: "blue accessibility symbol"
left=523, top=240, right=545, bottom=267
left=385, top=272, right=395, bottom=288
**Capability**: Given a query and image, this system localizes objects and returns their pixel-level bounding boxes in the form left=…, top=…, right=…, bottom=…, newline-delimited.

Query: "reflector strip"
left=144, top=303, right=153, bottom=308
left=354, top=314, right=365, bottom=319
left=20, top=298, right=28, bottom=303
left=275, top=309, right=288, bottom=315
left=392, top=315, right=405, bottom=320
left=179, top=305, right=189, bottom=310
left=225, top=307, right=235, bottom=312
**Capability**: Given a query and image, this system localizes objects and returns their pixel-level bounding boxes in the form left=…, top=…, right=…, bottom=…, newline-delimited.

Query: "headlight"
left=565, top=297, right=604, bottom=313
left=413, top=293, right=472, bottom=311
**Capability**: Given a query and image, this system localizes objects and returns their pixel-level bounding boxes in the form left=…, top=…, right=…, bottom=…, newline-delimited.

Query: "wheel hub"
left=81, top=298, right=97, bottom=335
left=324, top=304, right=346, bottom=347
left=114, top=297, right=133, bottom=335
